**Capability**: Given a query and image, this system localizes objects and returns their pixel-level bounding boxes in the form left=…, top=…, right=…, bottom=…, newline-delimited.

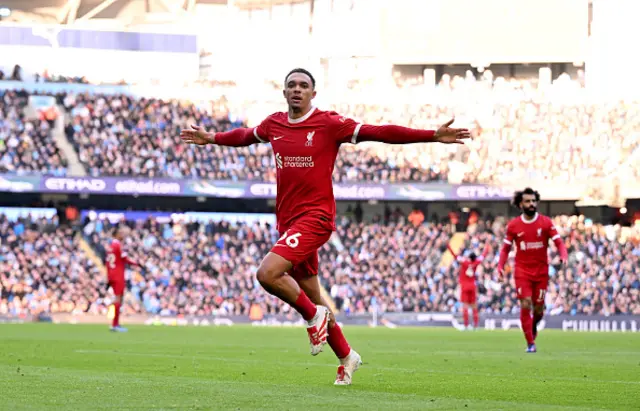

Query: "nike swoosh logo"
left=273, top=136, right=284, bottom=140
left=517, top=233, right=525, bottom=237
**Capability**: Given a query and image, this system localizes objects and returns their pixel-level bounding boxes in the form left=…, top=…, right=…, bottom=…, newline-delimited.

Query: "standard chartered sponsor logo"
left=525, top=241, right=544, bottom=250
left=284, top=155, right=314, bottom=168
left=275, top=153, right=314, bottom=168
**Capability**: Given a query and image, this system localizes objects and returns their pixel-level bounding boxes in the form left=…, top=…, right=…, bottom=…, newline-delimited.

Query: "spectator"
left=0, top=90, right=68, bottom=176
left=1, top=212, right=638, bottom=318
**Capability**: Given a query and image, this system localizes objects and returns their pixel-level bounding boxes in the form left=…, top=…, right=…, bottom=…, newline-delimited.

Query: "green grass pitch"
left=1, top=324, right=639, bottom=410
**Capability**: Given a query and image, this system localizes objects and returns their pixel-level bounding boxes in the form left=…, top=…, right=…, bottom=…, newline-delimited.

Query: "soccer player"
left=447, top=241, right=489, bottom=330
left=180, top=68, right=471, bottom=384
left=105, top=225, right=140, bottom=332
left=497, top=188, right=568, bottom=352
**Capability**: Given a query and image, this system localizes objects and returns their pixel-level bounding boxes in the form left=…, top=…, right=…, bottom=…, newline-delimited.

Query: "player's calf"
left=532, top=305, right=544, bottom=340
left=519, top=297, right=535, bottom=346
left=256, top=253, right=318, bottom=321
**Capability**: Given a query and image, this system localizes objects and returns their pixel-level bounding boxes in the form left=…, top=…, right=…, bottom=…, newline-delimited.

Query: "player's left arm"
left=547, top=219, right=568, bottom=264
left=479, top=242, right=491, bottom=261
left=122, top=253, right=139, bottom=267
left=329, top=114, right=470, bottom=145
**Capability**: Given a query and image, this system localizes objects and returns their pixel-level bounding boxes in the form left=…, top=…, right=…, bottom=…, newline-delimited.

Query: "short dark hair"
left=285, top=68, right=316, bottom=88
left=469, top=252, right=477, bottom=261
left=512, top=187, right=540, bottom=208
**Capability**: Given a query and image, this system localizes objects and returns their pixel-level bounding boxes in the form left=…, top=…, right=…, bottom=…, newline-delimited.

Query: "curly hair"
left=512, top=187, right=540, bottom=209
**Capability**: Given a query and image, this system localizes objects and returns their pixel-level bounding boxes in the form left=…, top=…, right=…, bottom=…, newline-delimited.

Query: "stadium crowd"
left=0, top=213, right=101, bottom=317
left=52, top=74, right=639, bottom=185
left=0, top=89, right=68, bottom=176
left=1, top=212, right=638, bottom=318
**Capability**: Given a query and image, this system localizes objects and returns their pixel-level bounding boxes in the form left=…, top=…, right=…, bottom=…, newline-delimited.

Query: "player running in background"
left=180, top=68, right=471, bottom=385
left=447, top=241, right=490, bottom=330
left=498, top=188, right=568, bottom=352
left=105, top=225, right=140, bottom=333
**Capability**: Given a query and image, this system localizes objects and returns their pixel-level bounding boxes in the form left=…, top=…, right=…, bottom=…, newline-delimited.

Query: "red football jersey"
left=105, top=239, right=131, bottom=281
left=253, top=108, right=361, bottom=232
left=456, top=256, right=483, bottom=289
left=503, top=213, right=560, bottom=279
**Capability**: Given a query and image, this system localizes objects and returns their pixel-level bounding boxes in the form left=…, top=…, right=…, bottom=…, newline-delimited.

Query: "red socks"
left=473, top=308, right=479, bottom=328
left=463, top=309, right=470, bottom=327
left=112, top=302, right=121, bottom=328
left=520, top=307, right=534, bottom=345
left=293, top=291, right=317, bottom=322
left=533, top=311, right=543, bottom=327
left=328, top=323, right=351, bottom=359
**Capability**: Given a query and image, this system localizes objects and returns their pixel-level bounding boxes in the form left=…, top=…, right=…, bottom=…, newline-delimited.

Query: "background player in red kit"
left=447, top=241, right=490, bottom=330
left=498, top=188, right=568, bottom=352
left=105, top=225, right=140, bottom=332
left=180, top=68, right=471, bottom=385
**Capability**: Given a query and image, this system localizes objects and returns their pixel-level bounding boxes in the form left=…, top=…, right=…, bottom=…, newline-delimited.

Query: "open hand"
left=433, top=118, right=472, bottom=144
left=180, top=125, right=215, bottom=145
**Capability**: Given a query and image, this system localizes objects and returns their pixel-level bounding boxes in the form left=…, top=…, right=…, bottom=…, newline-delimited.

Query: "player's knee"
left=256, top=263, right=284, bottom=286
left=521, top=298, right=533, bottom=310
left=534, top=305, right=545, bottom=315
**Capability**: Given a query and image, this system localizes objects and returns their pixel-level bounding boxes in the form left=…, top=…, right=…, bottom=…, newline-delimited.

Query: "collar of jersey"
left=288, top=106, right=317, bottom=124
left=520, top=213, right=539, bottom=224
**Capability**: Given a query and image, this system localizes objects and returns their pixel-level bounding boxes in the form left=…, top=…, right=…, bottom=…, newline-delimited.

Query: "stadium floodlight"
left=0, top=6, right=11, bottom=18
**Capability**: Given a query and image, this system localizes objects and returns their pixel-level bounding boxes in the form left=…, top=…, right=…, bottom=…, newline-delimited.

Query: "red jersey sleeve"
left=326, top=112, right=363, bottom=145
left=252, top=116, right=272, bottom=144
left=503, top=220, right=517, bottom=247
left=547, top=217, right=561, bottom=241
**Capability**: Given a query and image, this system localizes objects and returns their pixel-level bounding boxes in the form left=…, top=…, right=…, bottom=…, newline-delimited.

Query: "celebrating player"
left=180, top=68, right=471, bottom=385
left=447, top=240, right=490, bottom=330
left=498, top=188, right=568, bottom=352
left=105, top=225, right=140, bottom=333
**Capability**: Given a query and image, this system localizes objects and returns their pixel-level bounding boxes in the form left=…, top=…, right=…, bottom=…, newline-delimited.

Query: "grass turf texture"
left=0, top=324, right=639, bottom=410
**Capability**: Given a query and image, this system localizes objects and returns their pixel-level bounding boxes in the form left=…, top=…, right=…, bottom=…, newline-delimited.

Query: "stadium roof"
left=0, top=0, right=310, bottom=23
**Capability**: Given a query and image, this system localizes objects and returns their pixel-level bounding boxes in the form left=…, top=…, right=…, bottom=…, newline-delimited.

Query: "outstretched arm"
left=446, top=244, right=458, bottom=259
left=358, top=119, right=471, bottom=145
left=123, top=255, right=139, bottom=267
left=180, top=125, right=261, bottom=147
left=480, top=242, right=491, bottom=260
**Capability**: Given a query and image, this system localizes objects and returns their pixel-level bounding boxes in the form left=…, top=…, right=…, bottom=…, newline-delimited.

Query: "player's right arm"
left=180, top=117, right=270, bottom=147
left=446, top=244, right=458, bottom=259
left=498, top=221, right=515, bottom=276
left=446, top=245, right=464, bottom=264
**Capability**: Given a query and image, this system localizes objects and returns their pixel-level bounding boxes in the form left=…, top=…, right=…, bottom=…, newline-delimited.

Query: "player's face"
left=283, top=73, right=316, bottom=113
left=521, top=194, right=538, bottom=216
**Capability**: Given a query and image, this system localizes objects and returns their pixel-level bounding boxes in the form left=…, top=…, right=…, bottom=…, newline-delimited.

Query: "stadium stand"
left=0, top=89, right=68, bottom=176
left=0, top=72, right=637, bottom=185
left=2, top=213, right=638, bottom=317
left=51, top=74, right=638, bottom=184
